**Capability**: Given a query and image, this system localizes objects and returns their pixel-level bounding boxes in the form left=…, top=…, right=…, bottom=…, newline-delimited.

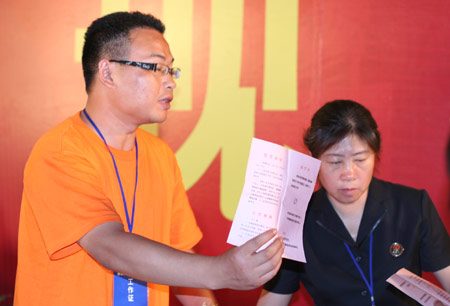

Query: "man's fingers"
left=261, top=235, right=284, bottom=259
left=241, top=229, right=278, bottom=254
left=220, top=230, right=284, bottom=290
left=252, top=236, right=284, bottom=277
left=259, top=251, right=283, bottom=284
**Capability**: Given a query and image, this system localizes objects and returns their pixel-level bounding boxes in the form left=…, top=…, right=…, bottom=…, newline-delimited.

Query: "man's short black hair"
left=82, top=11, right=165, bottom=92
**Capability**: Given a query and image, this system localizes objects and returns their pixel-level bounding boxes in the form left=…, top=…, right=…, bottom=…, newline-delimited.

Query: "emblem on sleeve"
left=389, top=242, right=404, bottom=257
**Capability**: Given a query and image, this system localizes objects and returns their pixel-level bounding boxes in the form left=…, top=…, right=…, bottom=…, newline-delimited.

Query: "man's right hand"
left=213, top=229, right=284, bottom=290
left=79, top=222, right=283, bottom=290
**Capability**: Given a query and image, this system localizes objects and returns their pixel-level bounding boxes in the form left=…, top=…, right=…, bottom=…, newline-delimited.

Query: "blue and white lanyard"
left=83, top=109, right=138, bottom=233
left=344, top=233, right=375, bottom=306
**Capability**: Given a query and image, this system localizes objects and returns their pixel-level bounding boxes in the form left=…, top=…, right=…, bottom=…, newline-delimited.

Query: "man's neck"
left=80, top=107, right=137, bottom=151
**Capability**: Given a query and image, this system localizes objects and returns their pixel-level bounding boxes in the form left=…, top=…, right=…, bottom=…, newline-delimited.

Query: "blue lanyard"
left=83, top=109, right=138, bottom=233
left=344, top=233, right=375, bottom=306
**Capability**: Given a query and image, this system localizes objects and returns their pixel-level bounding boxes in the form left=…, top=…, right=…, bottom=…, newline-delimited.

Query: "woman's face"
left=318, top=134, right=375, bottom=207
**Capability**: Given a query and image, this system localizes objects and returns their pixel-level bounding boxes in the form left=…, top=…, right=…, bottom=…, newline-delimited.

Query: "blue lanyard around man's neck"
left=344, top=233, right=375, bottom=306
left=83, top=109, right=138, bottom=233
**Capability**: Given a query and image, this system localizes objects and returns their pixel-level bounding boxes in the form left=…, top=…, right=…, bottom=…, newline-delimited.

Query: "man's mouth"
left=159, top=97, right=172, bottom=104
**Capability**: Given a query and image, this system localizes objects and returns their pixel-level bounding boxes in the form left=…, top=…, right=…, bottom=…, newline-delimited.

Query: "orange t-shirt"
left=14, top=113, right=202, bottom=306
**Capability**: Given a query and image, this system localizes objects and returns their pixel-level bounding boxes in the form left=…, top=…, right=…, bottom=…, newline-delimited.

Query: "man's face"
left=110, top=27, right=176, bottom=126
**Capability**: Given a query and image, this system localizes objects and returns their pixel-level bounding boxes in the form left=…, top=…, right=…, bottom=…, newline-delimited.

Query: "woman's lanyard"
left=344, top=233, right=375, bottom=306
left=83, top=109, right=138, bottom=233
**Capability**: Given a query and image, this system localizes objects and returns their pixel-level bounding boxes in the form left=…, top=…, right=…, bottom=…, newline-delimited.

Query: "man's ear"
left=98, top=59, right=115, bottom=88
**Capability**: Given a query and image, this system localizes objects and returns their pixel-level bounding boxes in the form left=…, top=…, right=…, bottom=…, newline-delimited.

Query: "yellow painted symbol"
left=263, top=0, right=298, bottom=110
left=175, top=0, right=255, bottom=220
left=162, top=0, right=193, bottom=111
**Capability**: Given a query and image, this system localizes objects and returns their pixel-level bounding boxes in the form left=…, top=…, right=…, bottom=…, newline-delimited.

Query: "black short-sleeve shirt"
left=264, top=178, right=450, bottom=305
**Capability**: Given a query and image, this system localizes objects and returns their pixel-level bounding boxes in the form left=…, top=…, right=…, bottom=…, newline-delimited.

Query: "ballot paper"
left=227, top=138, right=321, bottom=262
left=387, top=268, right=450, bottom=306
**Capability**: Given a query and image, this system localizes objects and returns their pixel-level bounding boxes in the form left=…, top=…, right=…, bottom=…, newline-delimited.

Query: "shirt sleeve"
left=263, top=258, right=303, bottom=294
left=419, top=190, right=450, bottom=272
left=168, top=156, right=203, bottom=251
left=24, top=150, right=122, bottom=260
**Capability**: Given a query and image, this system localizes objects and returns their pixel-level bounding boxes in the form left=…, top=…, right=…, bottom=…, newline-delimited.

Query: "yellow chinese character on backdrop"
left=171, top=0, right=298, bottom=220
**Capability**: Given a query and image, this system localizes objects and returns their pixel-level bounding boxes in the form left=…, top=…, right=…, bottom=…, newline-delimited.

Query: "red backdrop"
left=1, top=1, right=449, bottom=305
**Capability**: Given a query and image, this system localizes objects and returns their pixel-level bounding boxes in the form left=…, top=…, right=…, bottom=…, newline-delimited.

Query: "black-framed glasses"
left=109, top=60, right=181, bottom=79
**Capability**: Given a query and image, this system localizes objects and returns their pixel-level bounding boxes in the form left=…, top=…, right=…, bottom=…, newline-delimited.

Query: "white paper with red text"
left=227, top=138, right=320, bottom=262
left=387, top=268, right=450, bottom=306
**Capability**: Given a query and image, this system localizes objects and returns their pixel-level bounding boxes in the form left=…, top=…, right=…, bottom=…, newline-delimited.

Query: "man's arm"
left=78, top=221, right=284, bottom=290
left=434, top=265, right=450, bottom=292
left=172, top=249, right=218, bottom=306
left=257, top=289, right=292, bottom=306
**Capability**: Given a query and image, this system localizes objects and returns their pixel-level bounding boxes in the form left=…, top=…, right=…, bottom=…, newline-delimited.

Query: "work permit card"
left=113, top=272, right=148, bottom=306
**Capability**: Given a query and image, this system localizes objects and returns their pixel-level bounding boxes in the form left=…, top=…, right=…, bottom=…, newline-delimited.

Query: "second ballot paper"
left=227, top=138, right=321, bottom=262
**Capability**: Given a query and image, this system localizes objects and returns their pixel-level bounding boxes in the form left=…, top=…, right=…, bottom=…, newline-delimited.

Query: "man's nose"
left=164, top=73, right=176, bottom=90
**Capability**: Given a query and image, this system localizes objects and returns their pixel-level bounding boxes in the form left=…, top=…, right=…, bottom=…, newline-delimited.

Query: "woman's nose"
left=340, top=161, right=356, bottom=181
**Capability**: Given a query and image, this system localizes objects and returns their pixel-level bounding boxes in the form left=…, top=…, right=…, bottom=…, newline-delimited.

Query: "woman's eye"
left=329, top=161, right=342, bottom=165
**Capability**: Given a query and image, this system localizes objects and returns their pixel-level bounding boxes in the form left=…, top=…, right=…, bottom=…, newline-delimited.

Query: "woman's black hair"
left=304, top=100, right=381, bottom=158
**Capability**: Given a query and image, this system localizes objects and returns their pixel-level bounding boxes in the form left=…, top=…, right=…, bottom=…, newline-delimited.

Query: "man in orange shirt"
left=14, top=11, right=283, bottom=306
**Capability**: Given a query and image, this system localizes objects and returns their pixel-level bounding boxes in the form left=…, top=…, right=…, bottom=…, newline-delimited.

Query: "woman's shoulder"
left=371, top=177, right=426, bottom=199
left=370, top=177, right=432, bottom=214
